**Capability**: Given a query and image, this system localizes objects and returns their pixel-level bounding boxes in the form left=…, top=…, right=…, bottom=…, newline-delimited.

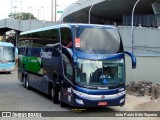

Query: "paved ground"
left=0, top=69, right=159, bottom=120
left=0, top=72, right=66, bottom=111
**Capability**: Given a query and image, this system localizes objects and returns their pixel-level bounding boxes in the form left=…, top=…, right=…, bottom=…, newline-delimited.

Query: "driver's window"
left=63, top=60, right=73, bottom=81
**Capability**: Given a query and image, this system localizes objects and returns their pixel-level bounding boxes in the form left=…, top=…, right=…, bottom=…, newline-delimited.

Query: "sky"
left=0, top=0, right=78, bottom=21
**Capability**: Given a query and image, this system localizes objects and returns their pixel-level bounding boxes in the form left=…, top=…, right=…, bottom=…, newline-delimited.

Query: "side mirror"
left=124, top=51, right=136, bottom=69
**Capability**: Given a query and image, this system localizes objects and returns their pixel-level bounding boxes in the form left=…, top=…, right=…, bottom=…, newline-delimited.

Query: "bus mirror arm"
left=124, top=51, right=136, bottom=69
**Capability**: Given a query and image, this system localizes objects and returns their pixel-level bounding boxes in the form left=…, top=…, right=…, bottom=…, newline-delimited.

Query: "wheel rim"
left=26, top=77, right=29, bottom=88
left=59, top=92, right=61, bottom=101
left=51, top=89, right=54, bottom=98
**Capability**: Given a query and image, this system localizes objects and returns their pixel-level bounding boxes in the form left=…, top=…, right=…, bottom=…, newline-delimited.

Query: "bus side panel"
left=18, top=28, right=60, bottom=94
left=26, top=48, right=45, bottom=92
left=26, top=46, right=62, bottom=94
left=42, top=47, right=62, bottom=94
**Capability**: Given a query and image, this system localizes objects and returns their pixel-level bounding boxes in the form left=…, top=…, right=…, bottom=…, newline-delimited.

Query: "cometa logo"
left=40, top=52, right=52, bottom=58
left=101, top=95, right=105, bottom=99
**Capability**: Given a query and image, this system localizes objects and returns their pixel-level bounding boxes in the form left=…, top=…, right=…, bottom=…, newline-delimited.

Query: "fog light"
left=120, top=98, right=125, bottom=103
left=75, top=99, right=84, bottom=105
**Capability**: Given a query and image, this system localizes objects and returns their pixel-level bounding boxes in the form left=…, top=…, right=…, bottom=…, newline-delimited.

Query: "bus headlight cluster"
left=75, top=99, right=84, bottom=105
left=119, top=88, right=125, bottom=91
left=72, top=89, right=88, bottom=98
left=119, top=98, right=125, bottom=103
left=118, top=91, right=125, bottom=96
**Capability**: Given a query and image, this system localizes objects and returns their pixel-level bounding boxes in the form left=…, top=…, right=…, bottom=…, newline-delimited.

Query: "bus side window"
left=0, top=47, right=2, bottom=61
left=62, top=52, right=73, bottom=81
left=30, top=48, right=41, bottom=57
left=63, top=61, right=73, bottom=81
left=25, top=48, right=28, bottom=56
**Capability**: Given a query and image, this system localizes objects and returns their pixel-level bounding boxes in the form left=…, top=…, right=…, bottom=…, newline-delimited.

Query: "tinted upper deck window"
left=19, top=29, right=59, bottom=47
left=75, top=27, right=123, bottom=54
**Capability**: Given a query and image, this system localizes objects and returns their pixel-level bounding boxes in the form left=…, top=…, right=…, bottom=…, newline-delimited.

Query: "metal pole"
left=20, top=0, right=22, bottom=20
left=41, top=6, right=44, bottom=21
left=131, top=0, right=140, bottom=54
left=88, top=1, right=94, bottom=24
left=28, top=6, right=32, bottom=20
left=11, top=1, right=13, bottom=18
left=55, top=0, right=57, bottom=22
left=51, top=0, right=53, bottom=21
left=37, top=9, right=40, bottom=19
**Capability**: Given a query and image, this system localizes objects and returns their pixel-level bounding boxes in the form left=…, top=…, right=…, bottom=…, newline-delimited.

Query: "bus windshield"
left=0, top=46, right=15, bottom=62
left=75, top=58, right=124, bottom=88
left=74, top=27, right=122, bottom=54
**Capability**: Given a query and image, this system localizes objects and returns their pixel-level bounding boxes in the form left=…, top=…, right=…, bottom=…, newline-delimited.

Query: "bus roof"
left=0, top=42, right=14, bottom=47
left=20, top=23, right=116, bottom=35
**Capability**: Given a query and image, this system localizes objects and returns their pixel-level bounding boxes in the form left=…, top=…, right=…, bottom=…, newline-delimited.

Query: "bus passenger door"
left=61, top=49, right=73, bottom=105
left=60, top=27, right=73, bottom=105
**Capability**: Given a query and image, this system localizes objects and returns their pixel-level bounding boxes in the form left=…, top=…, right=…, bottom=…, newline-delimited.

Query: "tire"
left=23, top=79, right=26, bottom=88
left=51, top=87, right=59, bottom=104
left=25, top=75, right=30, bottom=90
left=22, top=73, right=26, bottom=88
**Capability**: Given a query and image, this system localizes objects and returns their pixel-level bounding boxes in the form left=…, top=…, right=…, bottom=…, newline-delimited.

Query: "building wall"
left=118, top=27, right=160, bottom=56
left=118, top=27, right=160, bottom=84
left=125, top=56, right=160, bottom=84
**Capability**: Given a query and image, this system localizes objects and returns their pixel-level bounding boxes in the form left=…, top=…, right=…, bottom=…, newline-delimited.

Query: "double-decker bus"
left=0, top=42, right=16, bottom=73
left=18, top=24, right=136, bottom=107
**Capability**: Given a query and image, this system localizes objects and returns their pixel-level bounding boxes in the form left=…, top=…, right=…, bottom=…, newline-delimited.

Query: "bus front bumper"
left=0, top=67, right=15, bottom=72
left=72, top=89, right=125, bottom=107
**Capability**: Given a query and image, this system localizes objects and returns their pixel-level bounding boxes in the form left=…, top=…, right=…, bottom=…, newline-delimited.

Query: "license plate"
left=98, top=102, right=107, bottom=106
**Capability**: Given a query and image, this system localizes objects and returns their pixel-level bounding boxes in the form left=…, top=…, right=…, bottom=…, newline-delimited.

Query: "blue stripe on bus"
left=74, top=51, right=124, bottom=60
left=72, top=85, right=125, bottom=95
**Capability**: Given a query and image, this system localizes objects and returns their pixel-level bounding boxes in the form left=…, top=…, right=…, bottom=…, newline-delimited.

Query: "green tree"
left=8, top=12, right=37, bottom=20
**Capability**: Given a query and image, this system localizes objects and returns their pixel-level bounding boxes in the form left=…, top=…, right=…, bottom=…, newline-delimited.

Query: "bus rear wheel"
left=21, top=74, right=26, bottom=88
left=24, top=75, right=30, bottom=90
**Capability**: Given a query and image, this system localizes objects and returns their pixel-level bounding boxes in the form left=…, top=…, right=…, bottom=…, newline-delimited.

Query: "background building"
left=59, top=0, right=160, bottom=26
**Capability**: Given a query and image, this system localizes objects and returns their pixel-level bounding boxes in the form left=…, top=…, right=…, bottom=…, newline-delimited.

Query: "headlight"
left=72, top=89, right=88, bottom=98
left=118, top=91, right=125, bottom=96
left=120, top=98, right=125, bottom=103
left=75, top=99, right=84, bottom=105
